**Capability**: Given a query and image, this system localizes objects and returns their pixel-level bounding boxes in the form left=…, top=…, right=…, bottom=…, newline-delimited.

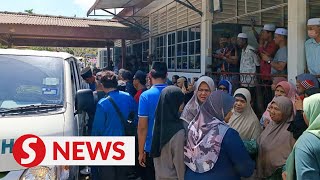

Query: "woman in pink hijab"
left=260, top=81, right=297, bottom=128
left=271, top=77, right=287, bottom=91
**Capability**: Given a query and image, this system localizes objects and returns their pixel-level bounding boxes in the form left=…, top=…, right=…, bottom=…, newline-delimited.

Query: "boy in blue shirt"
left=138, top=62, right=168, bottom=180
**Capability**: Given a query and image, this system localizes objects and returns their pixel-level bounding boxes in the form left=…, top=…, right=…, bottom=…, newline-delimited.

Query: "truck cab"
left=0, top=49, right=89, bottom=180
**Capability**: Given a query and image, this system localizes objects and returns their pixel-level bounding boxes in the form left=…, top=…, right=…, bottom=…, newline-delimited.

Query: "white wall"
left=167, top=0, right=212, bottom=80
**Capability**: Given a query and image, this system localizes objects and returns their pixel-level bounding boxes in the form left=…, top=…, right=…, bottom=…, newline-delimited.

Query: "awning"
left=0, top=11, right=140, bottom=47
left=87, top=0, right=154, bottom=16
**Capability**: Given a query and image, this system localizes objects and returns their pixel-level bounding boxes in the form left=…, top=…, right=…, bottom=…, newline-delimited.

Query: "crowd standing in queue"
left=78, top=17, right=320, bottom=180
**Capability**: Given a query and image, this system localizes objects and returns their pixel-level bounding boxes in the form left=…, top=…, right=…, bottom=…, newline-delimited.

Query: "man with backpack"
left=91, top=71, right=138, bottom=180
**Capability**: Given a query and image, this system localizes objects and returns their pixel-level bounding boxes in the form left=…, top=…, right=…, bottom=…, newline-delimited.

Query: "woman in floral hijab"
left=184, top=91, right=255, bottom=180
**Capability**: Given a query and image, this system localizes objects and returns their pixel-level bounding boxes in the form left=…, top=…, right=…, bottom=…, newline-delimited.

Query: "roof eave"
left=87, top=0, right=101, bottom=16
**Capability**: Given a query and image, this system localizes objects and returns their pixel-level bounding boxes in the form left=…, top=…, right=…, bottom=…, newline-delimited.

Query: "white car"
left=0, top=49, right=92, bottom=180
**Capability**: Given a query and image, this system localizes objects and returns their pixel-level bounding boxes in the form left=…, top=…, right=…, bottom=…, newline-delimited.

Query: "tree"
left=24, top=9, right=34, bottom=14
left=0, top=43, right=8, bottom=49
left=66, top=48, right=74, bottom=55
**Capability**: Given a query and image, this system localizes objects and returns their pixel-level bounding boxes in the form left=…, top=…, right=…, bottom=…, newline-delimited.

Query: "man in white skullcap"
left=237, top=33, right=260, bottom=112
left=237, top=33, right=260, bottom=89
left=261, top=28, right=288, bottom=75
left=254, top=24, right=279, bottom=109
left=305, top=18, right=320, bottom=76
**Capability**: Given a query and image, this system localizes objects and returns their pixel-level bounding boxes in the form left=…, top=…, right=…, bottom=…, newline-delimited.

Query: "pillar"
left=121, top=39, right=126, bottom=69
left=201, top=0, right=213, bottom=75
left=107, top=45, right=111, bottom=67
left=287, top=0, right=306, bottom=84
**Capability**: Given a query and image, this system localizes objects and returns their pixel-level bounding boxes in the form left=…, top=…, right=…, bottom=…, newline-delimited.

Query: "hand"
left=225, top=111, right=233, bottom=123
left=263, top=118, right=270, bottom=128
left=213, top=54, right=220, bottom=58
left=250, top=18, right=256, bottom=28
left=225, top=51, right=231, bottom=58
left=261, top=53, right=270, bottom=62
left=138, top=152, right=146, bottom=167
left=182, top=85, right=188, bottom=94
left=259, top=39, right=265, bottom=47
left=295, top=95, right=303, bottom=111
left=187, top=84, right=194, bottom=92
left=214, top=53, right=224, bottom=59
left=282, top=171, right=287, bottom=180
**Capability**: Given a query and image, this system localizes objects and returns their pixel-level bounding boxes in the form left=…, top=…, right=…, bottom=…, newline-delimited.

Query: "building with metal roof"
left=88, top=0, right=320, bottom=83
left=0, top=11, right=140, bottom=48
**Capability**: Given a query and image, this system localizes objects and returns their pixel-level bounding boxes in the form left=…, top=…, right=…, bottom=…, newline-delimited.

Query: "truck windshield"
left=0, top=55, right=64, bottom=109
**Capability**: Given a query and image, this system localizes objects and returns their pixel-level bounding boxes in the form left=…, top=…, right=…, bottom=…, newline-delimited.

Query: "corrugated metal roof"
left=87, top=0, right=154, bottom=16
left=88, top=0, right=146, bottom=15
left=0, top=11, right=128, bottom=28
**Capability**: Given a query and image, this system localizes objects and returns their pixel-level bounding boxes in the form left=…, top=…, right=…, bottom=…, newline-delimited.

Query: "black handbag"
left=106, top=96, right=137, bottom=136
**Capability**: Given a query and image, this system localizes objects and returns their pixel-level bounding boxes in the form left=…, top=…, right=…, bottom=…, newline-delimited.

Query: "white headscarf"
left=228, top=88, right=262, bottom=140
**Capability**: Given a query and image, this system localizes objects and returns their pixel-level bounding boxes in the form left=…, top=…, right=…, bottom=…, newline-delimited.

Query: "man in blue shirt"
left=80, top=66, right=96, bottom=91
left=91, top=71, right=138, bottom=180
left=305, top=18, right=320, bottom=76
left=138, top=62, right=168, bottom=180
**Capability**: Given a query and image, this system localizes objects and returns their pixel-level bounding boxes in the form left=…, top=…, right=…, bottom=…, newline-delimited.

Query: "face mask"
left=308, top=30, right=319, bottom=39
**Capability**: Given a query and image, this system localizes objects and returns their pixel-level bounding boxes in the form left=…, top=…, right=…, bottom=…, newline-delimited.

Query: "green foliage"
left=28, top=46, right=55, bottom=51
left=24, top=9, right=34, bottom=14
left=0, top=43, right=8, bottom=49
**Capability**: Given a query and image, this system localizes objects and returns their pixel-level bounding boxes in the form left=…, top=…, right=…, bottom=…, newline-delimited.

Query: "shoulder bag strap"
left=106, top=96, right=127, bottom=129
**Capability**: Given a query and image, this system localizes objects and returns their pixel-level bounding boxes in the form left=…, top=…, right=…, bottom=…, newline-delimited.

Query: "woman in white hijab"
left=228, top=88, right=262, bottom=140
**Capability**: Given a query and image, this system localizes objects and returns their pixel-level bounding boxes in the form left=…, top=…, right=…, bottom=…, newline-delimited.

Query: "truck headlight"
left=20, top=166, right=69, bottom=180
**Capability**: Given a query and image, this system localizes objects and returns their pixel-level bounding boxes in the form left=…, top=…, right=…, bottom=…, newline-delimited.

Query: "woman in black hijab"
left=151, top=86, right=186, bottom=180
left=288, top=87, right=320, bottom=140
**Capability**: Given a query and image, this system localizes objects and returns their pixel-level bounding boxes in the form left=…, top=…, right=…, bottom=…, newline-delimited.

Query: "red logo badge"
left=13, top=134, right=46, bottom=168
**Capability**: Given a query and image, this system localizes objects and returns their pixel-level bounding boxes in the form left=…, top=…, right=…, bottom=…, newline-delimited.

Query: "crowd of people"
left=76, top=17, right=320, bottom=180
left=209, top=18, right=320, bottom=117
left=79, top=60, right=320, bottom=180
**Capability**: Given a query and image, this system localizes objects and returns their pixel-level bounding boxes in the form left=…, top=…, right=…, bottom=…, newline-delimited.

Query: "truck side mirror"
left=75, top=89, right=95, bottom=114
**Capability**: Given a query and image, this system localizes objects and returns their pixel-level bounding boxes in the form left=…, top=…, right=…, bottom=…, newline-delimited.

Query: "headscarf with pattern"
left=184, top=91, right=235, bottom=173
left=296, top=73, right=319, bottom=89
